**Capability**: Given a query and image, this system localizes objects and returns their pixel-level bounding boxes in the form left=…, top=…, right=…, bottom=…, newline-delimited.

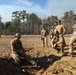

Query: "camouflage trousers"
left=10, top=52, right=20, bottom=63
left=41, top=37, right=48, bottom=47
left=54, top=43, right=64, bottom=53
left=56, top=34, right=65, bottom=53
left=69, top=36, right=76, bottom=53
left=10, top=52, right=36, bottom=65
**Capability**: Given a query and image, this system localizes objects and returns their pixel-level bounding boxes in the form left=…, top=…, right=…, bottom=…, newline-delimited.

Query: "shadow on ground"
left=33, top=54, right=63, bottom=70
left=0, top=58, right=29, bottom=75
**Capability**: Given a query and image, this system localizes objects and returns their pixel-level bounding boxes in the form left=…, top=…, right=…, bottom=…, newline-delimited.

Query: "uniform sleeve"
left=19, top=40, right=23, bottom=48
left=62, top=25, right=65, bottom=34
left=10, top=39, right=16, bottom=53
left=20, top=40, right=26, bottom=52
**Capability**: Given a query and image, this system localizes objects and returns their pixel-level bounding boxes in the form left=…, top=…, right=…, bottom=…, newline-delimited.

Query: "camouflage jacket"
left=41, top=29, right=49, bottom=38
left=10, top=39, right=25, bottom=53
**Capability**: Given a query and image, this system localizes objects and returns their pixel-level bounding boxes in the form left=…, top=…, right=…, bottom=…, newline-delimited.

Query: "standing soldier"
left=10, top=33, right=36, bottom=65
left=55, top=20, right=66, bottom=46
left=68, top=21, right=76, bottom=56
left=41, top=27, right=49, bottom=47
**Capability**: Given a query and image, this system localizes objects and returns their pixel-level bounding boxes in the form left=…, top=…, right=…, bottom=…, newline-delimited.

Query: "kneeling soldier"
left=51, top=31, right=65, bottom=53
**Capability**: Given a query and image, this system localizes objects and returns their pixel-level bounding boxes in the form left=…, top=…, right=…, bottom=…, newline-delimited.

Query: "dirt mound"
left=1, top=46, right=76, bottom=75
left=40, top=57, right=76, bottom=75
left=0, top=58, right=28, bottom=75
left=26, top=46, right=76, bottom=75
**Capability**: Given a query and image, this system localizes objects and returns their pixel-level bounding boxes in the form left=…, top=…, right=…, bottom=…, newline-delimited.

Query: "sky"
left=0, top=0, right=76, bottom=22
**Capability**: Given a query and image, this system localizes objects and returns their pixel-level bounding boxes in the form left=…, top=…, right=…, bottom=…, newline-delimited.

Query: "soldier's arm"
left=62, top=25, right=65, bottom=34
left=51, top=37, right=55, bottom=47
left=11, top=44, right=19, bottom=53
left=20, top=41, right=26, bottom=52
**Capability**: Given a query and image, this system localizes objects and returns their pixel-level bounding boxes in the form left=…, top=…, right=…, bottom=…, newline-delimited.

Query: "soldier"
left=55, top=20, right=65, bottom=35
left=50, top=21, right=58, bottom=39
left=41, top=27, right=49, bottom=47
left=50, top=26, right=54, bottom=39
left=68, top=21, right=76, bottom=56
left=55, top=20, right=66, bottom=46
left=51, top=30, right=65, bottom=53
left=10, top=33, right=36, bottom=65
left=54, top=21, right=58, bottom=26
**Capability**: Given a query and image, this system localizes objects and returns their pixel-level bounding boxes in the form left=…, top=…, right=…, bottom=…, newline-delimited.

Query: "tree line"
left=0, top=10, right=76, bottom=35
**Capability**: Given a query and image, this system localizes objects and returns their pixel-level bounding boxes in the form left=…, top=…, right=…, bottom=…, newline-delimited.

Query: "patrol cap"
left=15, top=33, right=21, bottom=37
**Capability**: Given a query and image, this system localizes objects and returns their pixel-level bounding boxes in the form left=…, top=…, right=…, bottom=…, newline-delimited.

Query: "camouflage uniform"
left=55, top=24, right=65, bottom=34
left=51, top=32, right=65, bottom=53
left=10, top=34, right=36, bottom=65
left=41, top=28, right=49, bottom=47
left=69, top=23, right=76, bottom=54
left=55, top=23, right=66, bottom=45
left=50, top=26, right=54, bottom=39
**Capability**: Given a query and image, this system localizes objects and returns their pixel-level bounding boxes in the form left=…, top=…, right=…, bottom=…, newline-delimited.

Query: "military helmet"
left=15, top=33, right=21, bottom=37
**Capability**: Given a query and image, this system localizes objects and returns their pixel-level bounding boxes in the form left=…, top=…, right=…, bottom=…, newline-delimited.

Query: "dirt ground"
left=0, top=34, right=76, bottom=75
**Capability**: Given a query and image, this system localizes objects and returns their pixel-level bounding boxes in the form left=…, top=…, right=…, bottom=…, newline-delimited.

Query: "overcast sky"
left=0, top=0, right=76, bottom=22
